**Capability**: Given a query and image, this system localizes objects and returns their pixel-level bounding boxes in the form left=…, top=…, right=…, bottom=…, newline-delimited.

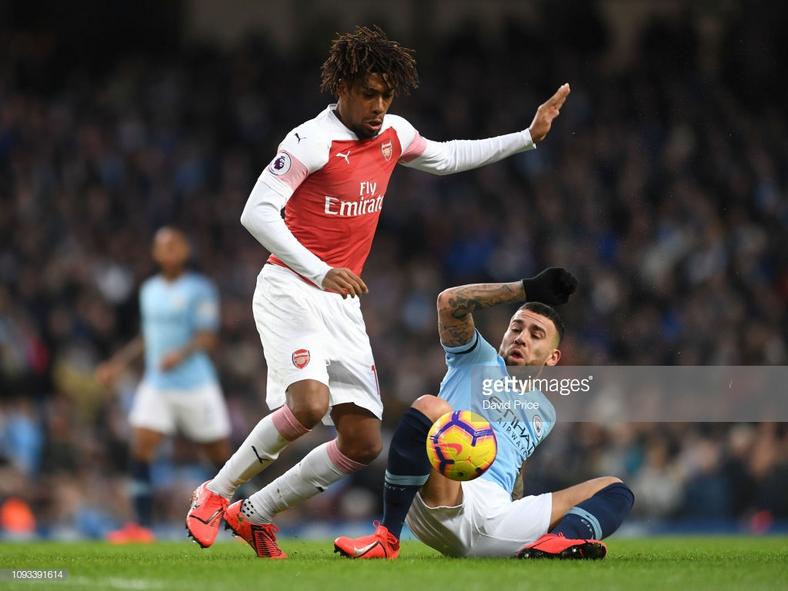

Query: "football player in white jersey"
left=98, top=227, right=230, bottom=543
left=187, top=26, right=571, bottom=558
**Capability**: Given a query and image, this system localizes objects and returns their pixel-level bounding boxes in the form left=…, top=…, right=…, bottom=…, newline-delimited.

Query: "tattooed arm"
left=436, top=282, right=525, bottom=347
left=437, top=268, right=578, bottom=347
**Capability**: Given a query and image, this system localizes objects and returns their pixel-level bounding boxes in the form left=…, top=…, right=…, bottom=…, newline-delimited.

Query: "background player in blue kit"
left=335, top=268, right=634, bottom=558
left=96, top=227, right=231, bottom=543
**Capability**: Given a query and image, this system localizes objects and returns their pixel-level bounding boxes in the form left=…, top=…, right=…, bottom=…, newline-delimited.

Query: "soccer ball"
left=426, top=410, right=497, bottom=481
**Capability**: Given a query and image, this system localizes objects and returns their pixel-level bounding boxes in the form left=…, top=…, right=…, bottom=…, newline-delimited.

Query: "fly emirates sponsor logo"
left=324, top=180, right=384, bottom=217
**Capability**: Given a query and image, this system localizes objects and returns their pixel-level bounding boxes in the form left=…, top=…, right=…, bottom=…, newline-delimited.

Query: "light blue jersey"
left=140, top=272, right=219, bottom=390
left=439, top=330, right=556, bottom=493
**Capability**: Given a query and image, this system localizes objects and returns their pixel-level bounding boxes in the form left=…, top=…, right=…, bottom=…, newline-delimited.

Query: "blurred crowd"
left=1, top=2, right=787, bottom=538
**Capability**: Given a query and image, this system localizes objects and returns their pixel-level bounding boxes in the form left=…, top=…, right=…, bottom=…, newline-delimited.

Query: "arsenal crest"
left=381, top=140, right=392, bottom=161
left=292, top=348, right=310, bottom=369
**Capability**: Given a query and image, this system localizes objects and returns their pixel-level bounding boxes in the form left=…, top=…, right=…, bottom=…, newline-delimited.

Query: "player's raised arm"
left=399, top=83, right=570, bottom=176
left=437, top=268, right=578, bottom=347
left=437, top=282, right=525, bottom=347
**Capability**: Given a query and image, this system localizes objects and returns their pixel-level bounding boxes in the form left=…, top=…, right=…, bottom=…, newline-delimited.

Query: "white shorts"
left=129, top=381, right=231, bottom=443
left=253, top=264, right=382, bottom=422
left=406, top=478, right=552, bottom=557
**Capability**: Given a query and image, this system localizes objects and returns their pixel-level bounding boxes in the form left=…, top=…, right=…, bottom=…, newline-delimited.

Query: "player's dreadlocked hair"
left=320, top=25, right=419, bottom=96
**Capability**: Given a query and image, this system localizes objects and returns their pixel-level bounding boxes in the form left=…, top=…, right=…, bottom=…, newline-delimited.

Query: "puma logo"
left=336, top=150, right=351, bottom=164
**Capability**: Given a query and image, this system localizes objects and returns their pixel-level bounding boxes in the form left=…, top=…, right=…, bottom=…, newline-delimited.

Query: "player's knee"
left=339, top=436, right=382, bottom=464
left=357, top=440, right=383, bottom=464
left=601, top=479, right=635, bottom=513
left=290, top=400, right=329, bottom=428
left=412, top=394, right=452, bottom=422
left=287, top=381, right=330, bottom=427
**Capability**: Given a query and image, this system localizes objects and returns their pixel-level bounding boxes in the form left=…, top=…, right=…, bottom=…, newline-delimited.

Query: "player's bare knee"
left=357, top=441, right=383, bottom=464
left=339, top=437, right=382, bottom=464
left=290, top=400, right=328, bottom=428
left=286, top=380, right=330, bottom=427
left=413, top=394, right=452, bottom=422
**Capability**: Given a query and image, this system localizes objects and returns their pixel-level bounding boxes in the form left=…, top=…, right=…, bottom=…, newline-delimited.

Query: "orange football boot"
left=224, top=500, right=287, bottom=559
left=334, top=522, right=400, bottom=559
left=517, top=532, right=607, bottom=559
left=186, top=481, right=229, bottom=548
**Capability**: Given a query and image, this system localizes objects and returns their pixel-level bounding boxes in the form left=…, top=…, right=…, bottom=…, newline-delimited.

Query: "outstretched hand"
left=522, top=267, right=578, bottom=306
left=528, top=83, right=571, bottom=143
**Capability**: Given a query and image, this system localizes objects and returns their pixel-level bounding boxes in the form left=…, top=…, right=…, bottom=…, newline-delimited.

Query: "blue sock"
left=552, top=482, right=634, bottom=540
left=381, top=407, right=435, bottom=539
left=130, top=460, right=153, bottom=527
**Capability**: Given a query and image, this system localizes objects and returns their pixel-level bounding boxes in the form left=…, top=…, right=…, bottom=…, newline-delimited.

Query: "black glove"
left=522, top=268, right=578, bottom=306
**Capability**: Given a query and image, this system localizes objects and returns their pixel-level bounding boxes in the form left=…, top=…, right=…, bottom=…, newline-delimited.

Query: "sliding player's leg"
left=334, top=394, right=453, bottom=559
left=407, top=475, right=631, bottom=559
left=387, top=396, right=458, bottom=531
left=517, top=476, right=634, bottom=559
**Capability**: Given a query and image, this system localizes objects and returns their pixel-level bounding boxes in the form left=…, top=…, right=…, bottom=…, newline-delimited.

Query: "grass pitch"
left=0, top=537, right=786, bottom=591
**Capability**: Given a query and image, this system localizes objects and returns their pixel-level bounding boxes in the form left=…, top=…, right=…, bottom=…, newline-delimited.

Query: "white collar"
left=325, top=103, right=359, bottom=140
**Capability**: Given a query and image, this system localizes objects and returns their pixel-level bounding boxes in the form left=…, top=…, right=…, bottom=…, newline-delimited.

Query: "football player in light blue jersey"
left=97, top=227, right=231, bottom=543
left=335, top=268, right=634, bottom=559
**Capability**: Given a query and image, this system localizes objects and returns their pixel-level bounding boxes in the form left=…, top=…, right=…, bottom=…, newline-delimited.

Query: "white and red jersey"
left=241, top=104, right=536, bottom=287
left=265, top=107, right=422, bottom=278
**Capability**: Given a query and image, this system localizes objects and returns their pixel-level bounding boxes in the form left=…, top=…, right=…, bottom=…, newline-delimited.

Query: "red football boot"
left=516, top=533, right=607, bottom=559
left=186, top=481, right=229, bottom=548
left=224, top=500, right=287, bottom=559
left=334, top=522, right=400, bottom=559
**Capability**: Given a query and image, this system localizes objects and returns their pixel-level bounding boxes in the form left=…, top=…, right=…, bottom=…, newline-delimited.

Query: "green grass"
left=0, top=538, right=786, bottom=591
